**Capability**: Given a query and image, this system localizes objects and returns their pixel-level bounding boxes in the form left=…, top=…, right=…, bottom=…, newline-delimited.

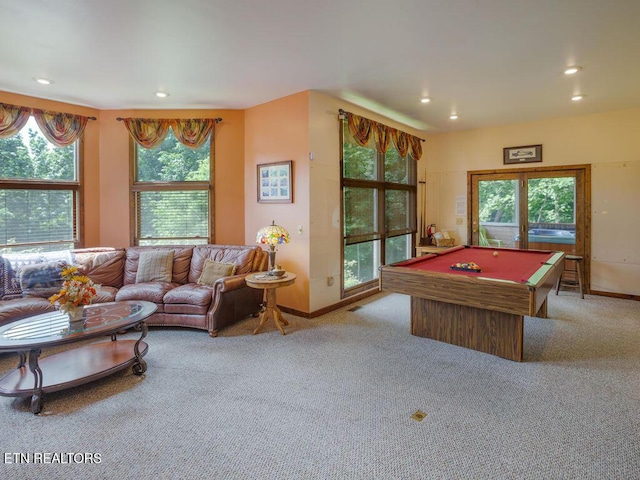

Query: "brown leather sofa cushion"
left=73, top=248, right=126, bottom=288
left=0, top=297, right=55, bottom=326
left=163, top=283, right=213, bottom=306
left=123, top=246, right=193, bottom=286
left=116, top=282, right=176, bottom=303
left=94, top=285, right=118, bottom=303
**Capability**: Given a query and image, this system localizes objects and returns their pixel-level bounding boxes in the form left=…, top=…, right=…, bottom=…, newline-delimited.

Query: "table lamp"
left=256, top=220, right=290, bottom=273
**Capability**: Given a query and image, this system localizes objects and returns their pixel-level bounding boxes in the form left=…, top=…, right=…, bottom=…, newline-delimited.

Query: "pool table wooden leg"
left=410, top=296, right=524, bottom=362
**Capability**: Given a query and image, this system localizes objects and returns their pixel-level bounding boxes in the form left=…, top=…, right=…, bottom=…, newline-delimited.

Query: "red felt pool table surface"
left=379, top=245, right=566, bottom=361
left=396, top=245, right=556, bottom=284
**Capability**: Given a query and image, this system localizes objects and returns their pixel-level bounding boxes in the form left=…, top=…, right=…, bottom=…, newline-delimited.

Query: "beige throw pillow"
left=197, top=260, right=237, bottom=286
left=136, top=250, right=174, bottom=283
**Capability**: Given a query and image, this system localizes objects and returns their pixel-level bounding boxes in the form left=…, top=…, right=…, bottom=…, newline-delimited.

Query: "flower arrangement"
left=49, top=265, right=99, bottom=315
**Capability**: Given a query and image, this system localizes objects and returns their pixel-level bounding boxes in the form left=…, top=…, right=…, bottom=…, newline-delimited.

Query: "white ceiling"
left=2, top=0, right=640, bottom=133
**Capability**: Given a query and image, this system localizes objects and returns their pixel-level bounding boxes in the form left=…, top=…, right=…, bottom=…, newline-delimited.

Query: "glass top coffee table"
left=0, top=300, right=157, bottom=414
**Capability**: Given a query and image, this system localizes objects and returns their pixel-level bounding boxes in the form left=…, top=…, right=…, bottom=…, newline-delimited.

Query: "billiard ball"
left=493, top=251, right=499, bottom=257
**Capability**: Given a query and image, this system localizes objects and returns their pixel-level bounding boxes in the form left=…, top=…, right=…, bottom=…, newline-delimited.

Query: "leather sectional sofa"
left=0, top=244, right=268, bottom=336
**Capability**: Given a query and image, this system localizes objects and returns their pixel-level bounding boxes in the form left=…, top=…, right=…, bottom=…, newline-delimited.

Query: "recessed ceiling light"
left=155, top=91, right=169, bottom=98
left=571, top=94, right=585, bottom=101
left=450, top=114, right=459, bottom=120
left=33, top=77, right=53, bottom=85
left=564, top=66, right=582, bottom=75
left=420, top=97, right=431, bottom=104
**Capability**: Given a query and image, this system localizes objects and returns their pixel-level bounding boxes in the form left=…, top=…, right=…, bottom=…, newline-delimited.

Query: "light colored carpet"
left=0, top=292, right=638, bottom=479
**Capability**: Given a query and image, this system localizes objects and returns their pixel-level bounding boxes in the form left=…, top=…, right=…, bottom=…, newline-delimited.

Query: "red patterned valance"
left=33, top=109, right=88, bottom=147
left=120, top=117, right=220, bottom=149
left=0, top=102, right=92, bottom=146
left=0, top=103, right=31, bottom=138
left=121, top=118, right=171, bottom=149
left=344, top=111, right=423, bottom=160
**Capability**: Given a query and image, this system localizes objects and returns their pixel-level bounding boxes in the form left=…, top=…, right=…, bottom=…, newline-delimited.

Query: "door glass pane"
left=527, top=177, right=576, bottom=254
left=344, top=240, right=380, bottom=288
left=385, top=234, right=411, bottom=264
left=478, top=179, right=517, bottom=248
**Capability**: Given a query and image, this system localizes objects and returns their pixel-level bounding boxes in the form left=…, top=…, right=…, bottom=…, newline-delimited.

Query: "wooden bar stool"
left=556, top=254, right=584, bottom=299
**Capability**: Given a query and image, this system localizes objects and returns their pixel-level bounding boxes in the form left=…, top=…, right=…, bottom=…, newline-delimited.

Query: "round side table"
left=245, top=272, right=297, bottom=335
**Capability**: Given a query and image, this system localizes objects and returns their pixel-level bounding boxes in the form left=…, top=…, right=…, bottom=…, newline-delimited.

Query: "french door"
left=469, top=165, right=590, bottom=290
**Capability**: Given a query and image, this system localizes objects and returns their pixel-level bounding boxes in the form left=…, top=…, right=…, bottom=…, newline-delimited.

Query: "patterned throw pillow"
left=136, top=250, right=174, bottom=283
left=19, top=261, right=65, bottom=298
left=1, top=250, right=72, bottom=300
left=197, top=260, right=237, bottom=286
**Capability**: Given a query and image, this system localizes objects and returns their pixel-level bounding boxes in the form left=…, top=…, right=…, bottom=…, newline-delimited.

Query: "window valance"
left=341, top=110, right=423, bottom=161
left=118, top=117, right=221, bottom=149
left=0, top=102, right=94, bottom=147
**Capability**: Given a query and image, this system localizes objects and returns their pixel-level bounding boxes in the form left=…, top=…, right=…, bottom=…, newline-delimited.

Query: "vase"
left=66, top=306, right=84, bottom=324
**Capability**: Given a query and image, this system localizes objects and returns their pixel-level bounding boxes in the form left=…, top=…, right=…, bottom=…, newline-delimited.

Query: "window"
left=341, top=118, right=417, bottom=294
left=471, top=167, right=585, bottom=254
left=0, top=116, right=81, bottom=253
left=132, top=127, right=212, bottom=245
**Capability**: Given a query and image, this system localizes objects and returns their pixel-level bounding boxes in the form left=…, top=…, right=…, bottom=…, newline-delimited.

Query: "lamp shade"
left=256, top=221, right=290, bottom=246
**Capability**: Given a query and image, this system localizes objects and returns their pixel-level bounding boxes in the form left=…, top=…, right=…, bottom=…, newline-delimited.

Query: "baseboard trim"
left=278, top=288, right=381, bottom=318
left=589, top=290, right=639, bottom=301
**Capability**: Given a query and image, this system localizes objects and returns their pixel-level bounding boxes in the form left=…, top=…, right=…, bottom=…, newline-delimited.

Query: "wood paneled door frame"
left=468, top=164, right=591, bottom=293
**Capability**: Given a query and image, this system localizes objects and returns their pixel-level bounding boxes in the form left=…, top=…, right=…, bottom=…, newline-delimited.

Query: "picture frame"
left=503, top=144, right=542, bottom=164
left=257, top=160, right=293, bottom=203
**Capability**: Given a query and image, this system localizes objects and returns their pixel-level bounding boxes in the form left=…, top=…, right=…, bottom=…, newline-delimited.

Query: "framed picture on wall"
left=503, top=144, right=542, bottom=164
left=257, top=160, right=293, bottom=203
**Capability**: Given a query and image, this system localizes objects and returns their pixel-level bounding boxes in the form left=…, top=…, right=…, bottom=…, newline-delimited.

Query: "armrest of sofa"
left=213, top=272, right=252, bottom=293
left=207, top=272, right=264, bottom=335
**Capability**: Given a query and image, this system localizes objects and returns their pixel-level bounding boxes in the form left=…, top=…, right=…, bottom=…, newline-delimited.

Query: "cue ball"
left=493, top=251, right=499, bottom=256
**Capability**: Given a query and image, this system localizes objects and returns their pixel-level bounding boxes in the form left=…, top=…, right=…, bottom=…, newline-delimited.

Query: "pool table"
left=379, top=245, right=565, bottom=361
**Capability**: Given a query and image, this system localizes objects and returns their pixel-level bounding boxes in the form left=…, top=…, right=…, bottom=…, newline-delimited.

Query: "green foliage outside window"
left=479, top=179, right=517, bottom=223
left=137, top=130, right=209, bottom=182
left=342, top=121, right=416, bottom=290
left=134, top=129, right=211, bottom=245
left=528, top=177, right=575, bottom=224
left=479, top=177, right=575, bottom=225
left=0, top=119, right=76, bottom=253
left=0, top=125, right=75, bottom=181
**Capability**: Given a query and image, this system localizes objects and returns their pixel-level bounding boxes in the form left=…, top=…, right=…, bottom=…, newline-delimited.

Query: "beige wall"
left=423, top=107, right=640, bottom=296
left=244, top=91, right=310, bottom=313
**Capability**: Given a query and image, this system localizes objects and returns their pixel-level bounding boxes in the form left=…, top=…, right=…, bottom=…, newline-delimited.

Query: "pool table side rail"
left=380, top=256, right=562, bottom=318
left=380, top=267, right=531, bottom=316
left=526, top=251, right=566, bottom=316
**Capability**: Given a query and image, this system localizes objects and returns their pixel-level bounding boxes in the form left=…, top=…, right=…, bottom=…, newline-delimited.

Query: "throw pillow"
left=435, top=237, right=456, bottom=247
left=197, top=260, right=237, bottom=286
left=19, top=261, right=65, bottom=298
left=136, top=250, right=174, bottom=283
left=2, top=250, right=72, bottom=300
